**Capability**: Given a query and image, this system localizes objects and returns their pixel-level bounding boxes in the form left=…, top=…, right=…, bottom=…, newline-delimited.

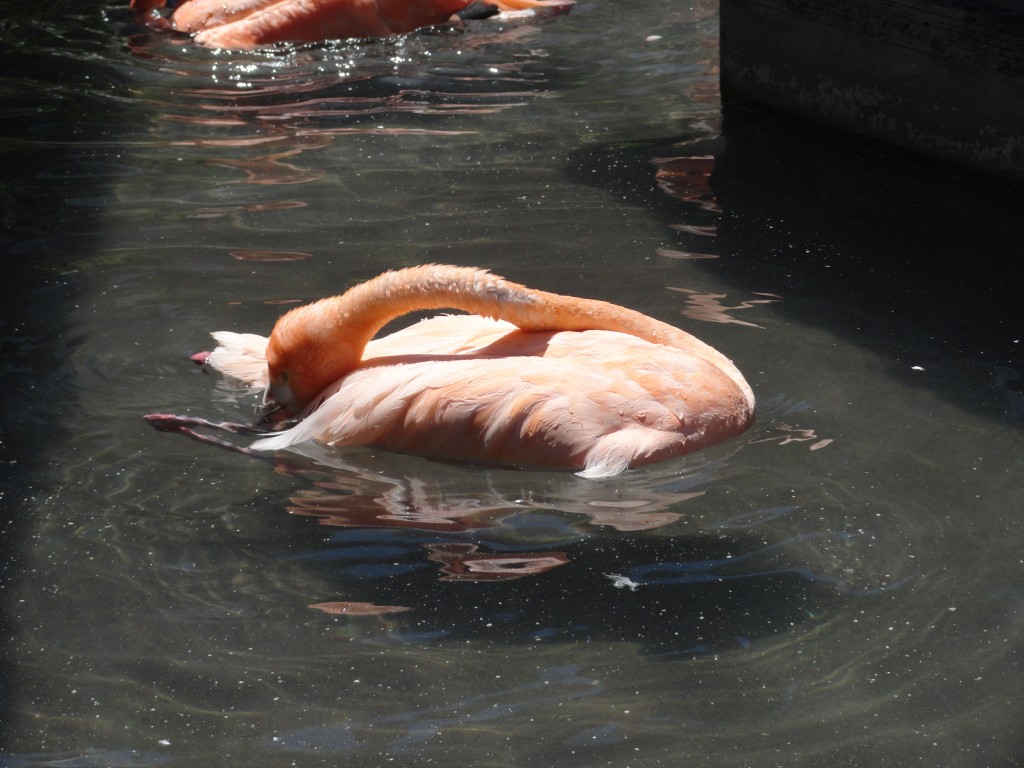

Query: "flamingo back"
left=250, top=315, right=751, bottom=477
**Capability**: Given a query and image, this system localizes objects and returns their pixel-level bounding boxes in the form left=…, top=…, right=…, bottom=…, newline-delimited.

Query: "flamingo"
left=153, top=265, right=755, bottom=478
left=130, top=0, right=573, bottom=49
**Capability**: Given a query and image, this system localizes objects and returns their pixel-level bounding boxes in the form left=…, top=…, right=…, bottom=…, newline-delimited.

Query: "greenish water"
left=1, top=1, right=1022, bottom=766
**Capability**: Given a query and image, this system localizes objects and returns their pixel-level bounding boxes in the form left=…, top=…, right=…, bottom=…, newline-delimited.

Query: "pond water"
left=2, top=1, right=1023, bottom=766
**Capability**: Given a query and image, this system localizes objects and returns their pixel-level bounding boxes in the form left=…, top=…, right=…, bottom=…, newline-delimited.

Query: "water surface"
left=2, top=1, right=1022, bottom=766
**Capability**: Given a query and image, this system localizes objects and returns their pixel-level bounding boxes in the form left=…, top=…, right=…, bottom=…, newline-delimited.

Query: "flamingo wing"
left=250, top=316, right=748, bottom=476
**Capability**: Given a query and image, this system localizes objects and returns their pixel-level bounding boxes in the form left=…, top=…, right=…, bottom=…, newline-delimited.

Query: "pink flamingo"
left=131, top=0, right=572, bottom=49
left=153, top=265, right=755, bottom=478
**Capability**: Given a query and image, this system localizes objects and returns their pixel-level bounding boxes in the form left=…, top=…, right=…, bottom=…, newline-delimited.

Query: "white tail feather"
left=207, top=332, right=269, bottom=387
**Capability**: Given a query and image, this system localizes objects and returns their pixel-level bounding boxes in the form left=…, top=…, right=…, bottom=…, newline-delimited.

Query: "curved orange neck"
left=268, top=265, right=753, bottom=410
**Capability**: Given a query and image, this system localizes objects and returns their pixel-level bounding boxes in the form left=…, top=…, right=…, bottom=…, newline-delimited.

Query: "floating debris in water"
left=605, top=573, right=640, bottom=591
left=309, top=601, right=411, bottom=615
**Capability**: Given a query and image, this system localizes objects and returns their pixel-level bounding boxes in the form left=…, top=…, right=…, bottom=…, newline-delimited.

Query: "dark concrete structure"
left=720, top=0, right=1024, bottom=184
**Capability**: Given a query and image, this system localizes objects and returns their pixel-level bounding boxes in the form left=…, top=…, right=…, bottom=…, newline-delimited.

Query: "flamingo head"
left=263, top=301, right=361, bottom=419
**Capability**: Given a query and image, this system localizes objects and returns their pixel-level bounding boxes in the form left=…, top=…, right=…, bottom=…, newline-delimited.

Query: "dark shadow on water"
left=203, top=446, right=852, bottom=659
left=0, top=0, right=129, bottom=749
left=567, top=103, right=1024, bottom=428
left=300, top=524, right=845, bottom=657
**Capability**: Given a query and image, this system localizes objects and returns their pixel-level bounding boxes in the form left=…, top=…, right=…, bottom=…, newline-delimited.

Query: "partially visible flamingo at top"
left=148, top=265, right=755, bottom=478
left=131, top=0, right=573, bottom=49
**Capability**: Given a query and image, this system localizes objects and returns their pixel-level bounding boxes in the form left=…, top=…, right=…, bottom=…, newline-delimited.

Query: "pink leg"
left=144, top=413, right=272, bottom=454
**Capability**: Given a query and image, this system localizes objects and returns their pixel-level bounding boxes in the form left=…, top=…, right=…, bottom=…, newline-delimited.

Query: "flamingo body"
left=194, top=266, right=755, bottom=478
left=132, top=0, right=571, bottom=48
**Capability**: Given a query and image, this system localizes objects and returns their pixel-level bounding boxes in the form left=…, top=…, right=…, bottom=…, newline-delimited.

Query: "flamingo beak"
left=260, top=381, right=292, bottom=421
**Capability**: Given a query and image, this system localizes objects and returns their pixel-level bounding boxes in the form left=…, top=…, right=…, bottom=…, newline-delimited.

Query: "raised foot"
left=143, top=412, right=276, bottom=455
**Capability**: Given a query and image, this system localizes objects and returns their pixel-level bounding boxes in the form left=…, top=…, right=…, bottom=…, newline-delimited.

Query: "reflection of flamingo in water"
left=131, top=0, right=573, bottom=49
left=279, top=439, right=715, bottom=532
left=148, top=265, right=755, bottom=477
